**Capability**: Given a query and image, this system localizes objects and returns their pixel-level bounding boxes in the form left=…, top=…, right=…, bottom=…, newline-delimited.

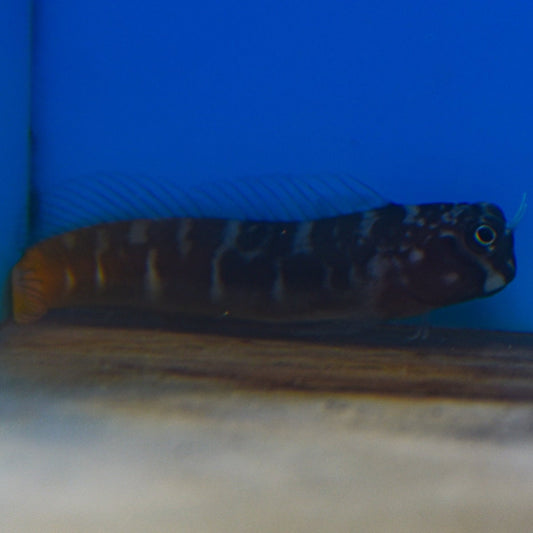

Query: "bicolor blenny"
left=11, top=175, right=518, bottom=324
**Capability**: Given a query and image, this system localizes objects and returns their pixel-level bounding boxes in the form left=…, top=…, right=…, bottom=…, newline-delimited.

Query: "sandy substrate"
left=0, top=316, right=532, bottom=532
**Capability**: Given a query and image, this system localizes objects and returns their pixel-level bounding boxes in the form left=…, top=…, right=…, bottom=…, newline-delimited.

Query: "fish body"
left=12, top=201, right=515, bottom=324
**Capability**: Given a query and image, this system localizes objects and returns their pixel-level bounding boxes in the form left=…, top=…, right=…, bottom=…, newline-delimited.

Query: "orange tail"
left=11, top=247, right=63, bottom=324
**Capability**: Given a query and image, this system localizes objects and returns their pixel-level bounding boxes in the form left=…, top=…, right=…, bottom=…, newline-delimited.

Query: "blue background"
left=0, top=2, right=31, bottom=320
left=29, top=0, right=532, bottom=330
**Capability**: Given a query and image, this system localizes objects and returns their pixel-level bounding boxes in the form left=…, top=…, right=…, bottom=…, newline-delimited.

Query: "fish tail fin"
left=11, top=251, right=51, bottom=324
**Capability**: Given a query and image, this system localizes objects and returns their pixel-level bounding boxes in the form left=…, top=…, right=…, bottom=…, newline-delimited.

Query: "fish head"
left=461, top=202, right=517, bottom=295
left=375, top=202, right=516, bottom=317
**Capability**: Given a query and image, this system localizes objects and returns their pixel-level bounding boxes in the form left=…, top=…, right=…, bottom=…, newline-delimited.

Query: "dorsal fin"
left=31, top=173, right=388, bottom=242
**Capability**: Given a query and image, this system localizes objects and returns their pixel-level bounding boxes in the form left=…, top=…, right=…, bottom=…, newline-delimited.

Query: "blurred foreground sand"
left=0, top=318, right=532, bottom=532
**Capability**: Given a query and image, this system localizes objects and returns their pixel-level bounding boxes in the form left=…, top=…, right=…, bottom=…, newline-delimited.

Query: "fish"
left=11, top=174, right=517, bottom=324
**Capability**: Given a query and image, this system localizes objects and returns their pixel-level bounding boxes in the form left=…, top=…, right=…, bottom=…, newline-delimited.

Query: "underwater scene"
left=1, top=2, right=533, bottom=532
left=23, top=1, right=533, bottom=331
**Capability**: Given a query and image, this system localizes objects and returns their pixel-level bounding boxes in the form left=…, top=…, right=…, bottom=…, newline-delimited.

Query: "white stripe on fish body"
left=176, top=218, right=194, bottom=258
left=128, top=219, right=149, bottom=245
left=94, top=228, right=110, bottom=291
left=95, top=256, right=106, bottom=290
left=292, top=221, right=314, bottom=254
left=211, top=220, right=242, bottom=302
left=64, top=267, right=76, bottom=293
left=145, top=248, right=163, bottom=301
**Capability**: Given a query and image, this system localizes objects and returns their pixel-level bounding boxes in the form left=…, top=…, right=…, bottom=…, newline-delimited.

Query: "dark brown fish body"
left=12, top=202, right=516, bottom=324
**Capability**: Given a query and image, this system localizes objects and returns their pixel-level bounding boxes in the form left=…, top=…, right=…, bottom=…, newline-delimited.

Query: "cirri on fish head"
left=11, top=175, right=516, bottom=324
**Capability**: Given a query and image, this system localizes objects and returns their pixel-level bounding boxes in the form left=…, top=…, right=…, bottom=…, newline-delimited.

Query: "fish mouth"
left=482, top=254, right=516, bottom=296
left=483, top=272, right=510, bottom=295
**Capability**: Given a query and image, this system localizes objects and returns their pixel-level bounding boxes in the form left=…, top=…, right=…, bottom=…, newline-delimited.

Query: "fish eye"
left=474, top=224, right=497, bottom=246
